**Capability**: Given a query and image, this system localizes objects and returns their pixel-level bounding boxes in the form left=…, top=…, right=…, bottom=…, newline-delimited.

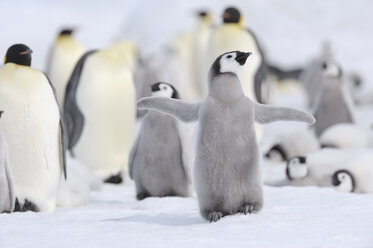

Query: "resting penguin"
left=0, top=44, right=67, bottom=212
left=64, top=45, right=136, bottom=183
left=0, top=111, right=16, bottom=213
left=204, top=7, right=267, bottom=103
left=137, top=50, right=315, bottom=222
left=46, top=28, right=84, bottom=109
left=313, top=60, right=355, bottom=136
left=129, top=82, right=190, bottom=200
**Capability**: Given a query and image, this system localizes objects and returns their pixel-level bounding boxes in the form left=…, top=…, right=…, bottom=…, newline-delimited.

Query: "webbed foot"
left=136, top=192, right=150, bottom=201
left=240, top=203, right=256, bottom=215
left=104, top=173, right=122, bottom=184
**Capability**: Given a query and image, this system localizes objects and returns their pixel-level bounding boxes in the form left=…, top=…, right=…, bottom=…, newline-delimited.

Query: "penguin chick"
left=137, top=51, right=315, bottom=222
left=129, top=82, right=189, bottom=200
left=313, top=60, right=355, bottom=136
left=46, top=28, right=84, bottom=109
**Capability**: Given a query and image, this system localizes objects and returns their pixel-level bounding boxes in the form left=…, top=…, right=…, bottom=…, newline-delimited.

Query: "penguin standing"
left=204, top=7, right=267, bottom=103
left=46, top=28, right=84, bottom=108
left=0, top=111, right=15, bottom=213
left=0, top=44, right=66, bottom=212
left=138, top=51, right=315, bottom=222
left=191, top=11, right=214, bottom=100
left=64, top=45, right=136, bottom=183
left=129, top=82, right=190, bottom=200
left=313, top=60, right=355, bottom=136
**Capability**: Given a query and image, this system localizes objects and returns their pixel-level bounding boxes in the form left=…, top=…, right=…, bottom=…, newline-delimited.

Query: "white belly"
left=0, top=64, right=62, bottom=212
left=205, top=25, right=262, bottom=100
left=74, top=53, right=136, bottom=179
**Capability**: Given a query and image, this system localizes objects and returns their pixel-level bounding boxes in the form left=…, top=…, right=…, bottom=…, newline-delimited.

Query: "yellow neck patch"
left=3, top=55, right=6, bottom=64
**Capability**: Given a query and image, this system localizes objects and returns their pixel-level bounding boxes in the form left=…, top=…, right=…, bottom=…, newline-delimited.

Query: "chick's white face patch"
left=152, top=83, right=174, bottom=98
left=288, top=158, right=308, bottom=179
left=219, top=52, right=242, bottom=75
left=335, top=172, right=354, bottom=193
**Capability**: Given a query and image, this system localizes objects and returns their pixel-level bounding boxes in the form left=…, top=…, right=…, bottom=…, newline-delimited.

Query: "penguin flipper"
left=128, top=133, right=140, bottom=180
left=137, top=97, right=200, bottom=122
left=64, top=50, right=97, bottom=150
left=253, top=101, right=315, bottom=125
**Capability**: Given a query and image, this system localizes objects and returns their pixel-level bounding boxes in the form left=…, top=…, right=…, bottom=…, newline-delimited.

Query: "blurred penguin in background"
left=204, top=7, right=267, bottom=103
left=190, top=10, right=214, bottom=100
left=46, top=28, right=84, bottom=109
left=64, top=44, right=136, bottom=184
left=313, top=60, right=355, bottom=136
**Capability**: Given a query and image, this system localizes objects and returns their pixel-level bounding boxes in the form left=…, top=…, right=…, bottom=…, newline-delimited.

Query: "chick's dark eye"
left=227, top=55, right=232, bottom=59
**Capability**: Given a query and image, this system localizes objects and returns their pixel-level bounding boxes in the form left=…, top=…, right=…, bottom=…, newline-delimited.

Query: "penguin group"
left=0, top=5, right=372, bottom=225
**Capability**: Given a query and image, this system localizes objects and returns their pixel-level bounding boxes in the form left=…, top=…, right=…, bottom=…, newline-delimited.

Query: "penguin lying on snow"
left=0, top=111, right=15, bottom=213
left=265, top=129, right=319, bottom=162
left=313, top=60, right=355, bottom=136
left=0, top=44, right=67, bottom=212
left=46, top=28, right=84, bottom=109
left=64, top=44, right=136, bottom=183
left=331, top=152, right=373, bottom=194
left=319, top=123, right=372, bottom=149
left=129, top=82, right=190, bottom=200
left=138, top=51, right=315, bottom=222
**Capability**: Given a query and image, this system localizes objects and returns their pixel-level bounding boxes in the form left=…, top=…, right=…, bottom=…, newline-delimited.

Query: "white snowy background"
left=0, top=0, right=373, bottom=247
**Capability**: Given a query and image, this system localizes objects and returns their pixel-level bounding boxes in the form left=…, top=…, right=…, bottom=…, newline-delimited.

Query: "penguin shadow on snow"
left=101, top=213, right=203, bottom=226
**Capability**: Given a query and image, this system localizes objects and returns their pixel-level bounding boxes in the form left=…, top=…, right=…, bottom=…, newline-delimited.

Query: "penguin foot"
left=136, top=192, right=150, bottom=201
left=240, top=203, right=255, bottom=215
left=13, top=198, right=40, bottom=212
left=207, top=211, right=223, bottom=223
left=104, top=173, right=123, bottom=184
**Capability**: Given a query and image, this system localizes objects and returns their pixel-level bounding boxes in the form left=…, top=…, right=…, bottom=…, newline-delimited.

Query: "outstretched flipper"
left=137, top=97, right=200, bottom=122
left=64, top=50, right=98, bottom=151
left=253, top=101, right=315, bottom=125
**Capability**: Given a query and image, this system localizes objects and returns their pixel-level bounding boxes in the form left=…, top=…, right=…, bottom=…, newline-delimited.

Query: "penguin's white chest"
left=74, top=54, right=136, bottom=178
left=0, top=64, right=61, bottom=212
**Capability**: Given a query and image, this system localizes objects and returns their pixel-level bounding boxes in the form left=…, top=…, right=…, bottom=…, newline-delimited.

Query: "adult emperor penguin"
left=313, top=60, right=355, bottom=136
left=46, top=28, right=84, bottom=109
left=137, top=51, right=315, bottom=222
left=0, top=44, right=66, bottom=212
left=64, top=45, right=136, bottom=183
left=204, top=7, right=267, bottom=103
left=191, top=11, right=214, bottom=100
left=129, top=82, right=190, bottom=200
left=0, top=111, right=16, bottom=213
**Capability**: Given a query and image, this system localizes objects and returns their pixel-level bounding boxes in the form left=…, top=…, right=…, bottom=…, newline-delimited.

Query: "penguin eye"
left=163, top=86, right=167, bottom=90
left=227, top=55, right=233, bottom=59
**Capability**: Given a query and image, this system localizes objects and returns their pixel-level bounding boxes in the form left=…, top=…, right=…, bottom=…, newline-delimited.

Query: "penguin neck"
left=208, top=72, right=244, bottom=102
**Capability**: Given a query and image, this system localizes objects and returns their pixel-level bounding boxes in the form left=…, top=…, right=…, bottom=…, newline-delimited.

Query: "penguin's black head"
left=59, top=28, right=74, bottom=36
left=0, top=111, right=3, bottom=118
left=332, top=169, right=355, bottom=193
left=198, top=11, right=208, bottom=18
left=223, top=7, right=241, bottom=24
left=321, top=60, right=342, bottom=78
left=4, top=44, right=32, bottom=66
left=211, top=51, right=252, bottom=77
left=286, top=156, right=307, bottom=180
left=151, top=82, right=180, bottom=99
left=265, top=144, right=287, bottom=162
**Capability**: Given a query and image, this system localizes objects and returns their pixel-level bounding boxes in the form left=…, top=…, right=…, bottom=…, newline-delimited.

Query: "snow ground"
left=0, top=0, right=373, bottom=247
left=1, top=182, right=373, bottom=248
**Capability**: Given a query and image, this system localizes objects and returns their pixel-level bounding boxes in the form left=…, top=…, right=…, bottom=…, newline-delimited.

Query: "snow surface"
left=1, top=0, right=373, bottom=247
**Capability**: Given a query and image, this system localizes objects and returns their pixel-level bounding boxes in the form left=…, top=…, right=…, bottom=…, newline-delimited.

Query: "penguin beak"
left=331, top=174, right=340, bottom=186
left=151, top=84, right=160, bottom=92
left=0, top=111, right=3, bottom=118
left=20, top=49, right=33, bottom=55
left=235, top=52, right=252, bottom=65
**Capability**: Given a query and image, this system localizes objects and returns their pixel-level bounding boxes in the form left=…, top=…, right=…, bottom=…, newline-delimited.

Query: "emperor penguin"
left=137, top=51, right=315, bottom=222
left=129, top=82, right=190, bottom=200
left=191, top=11, right=214, bottom=100
left=0, top=111, right=16, bottom=213
left=46, top=28, right=84, bottom=109
left=313, top=60, right=355, bottom=136
left=64, top=45, right=136, bottom=184
left=0, top=44, right=67, bottom=212
left=204, top=7, right=267, bottom=103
